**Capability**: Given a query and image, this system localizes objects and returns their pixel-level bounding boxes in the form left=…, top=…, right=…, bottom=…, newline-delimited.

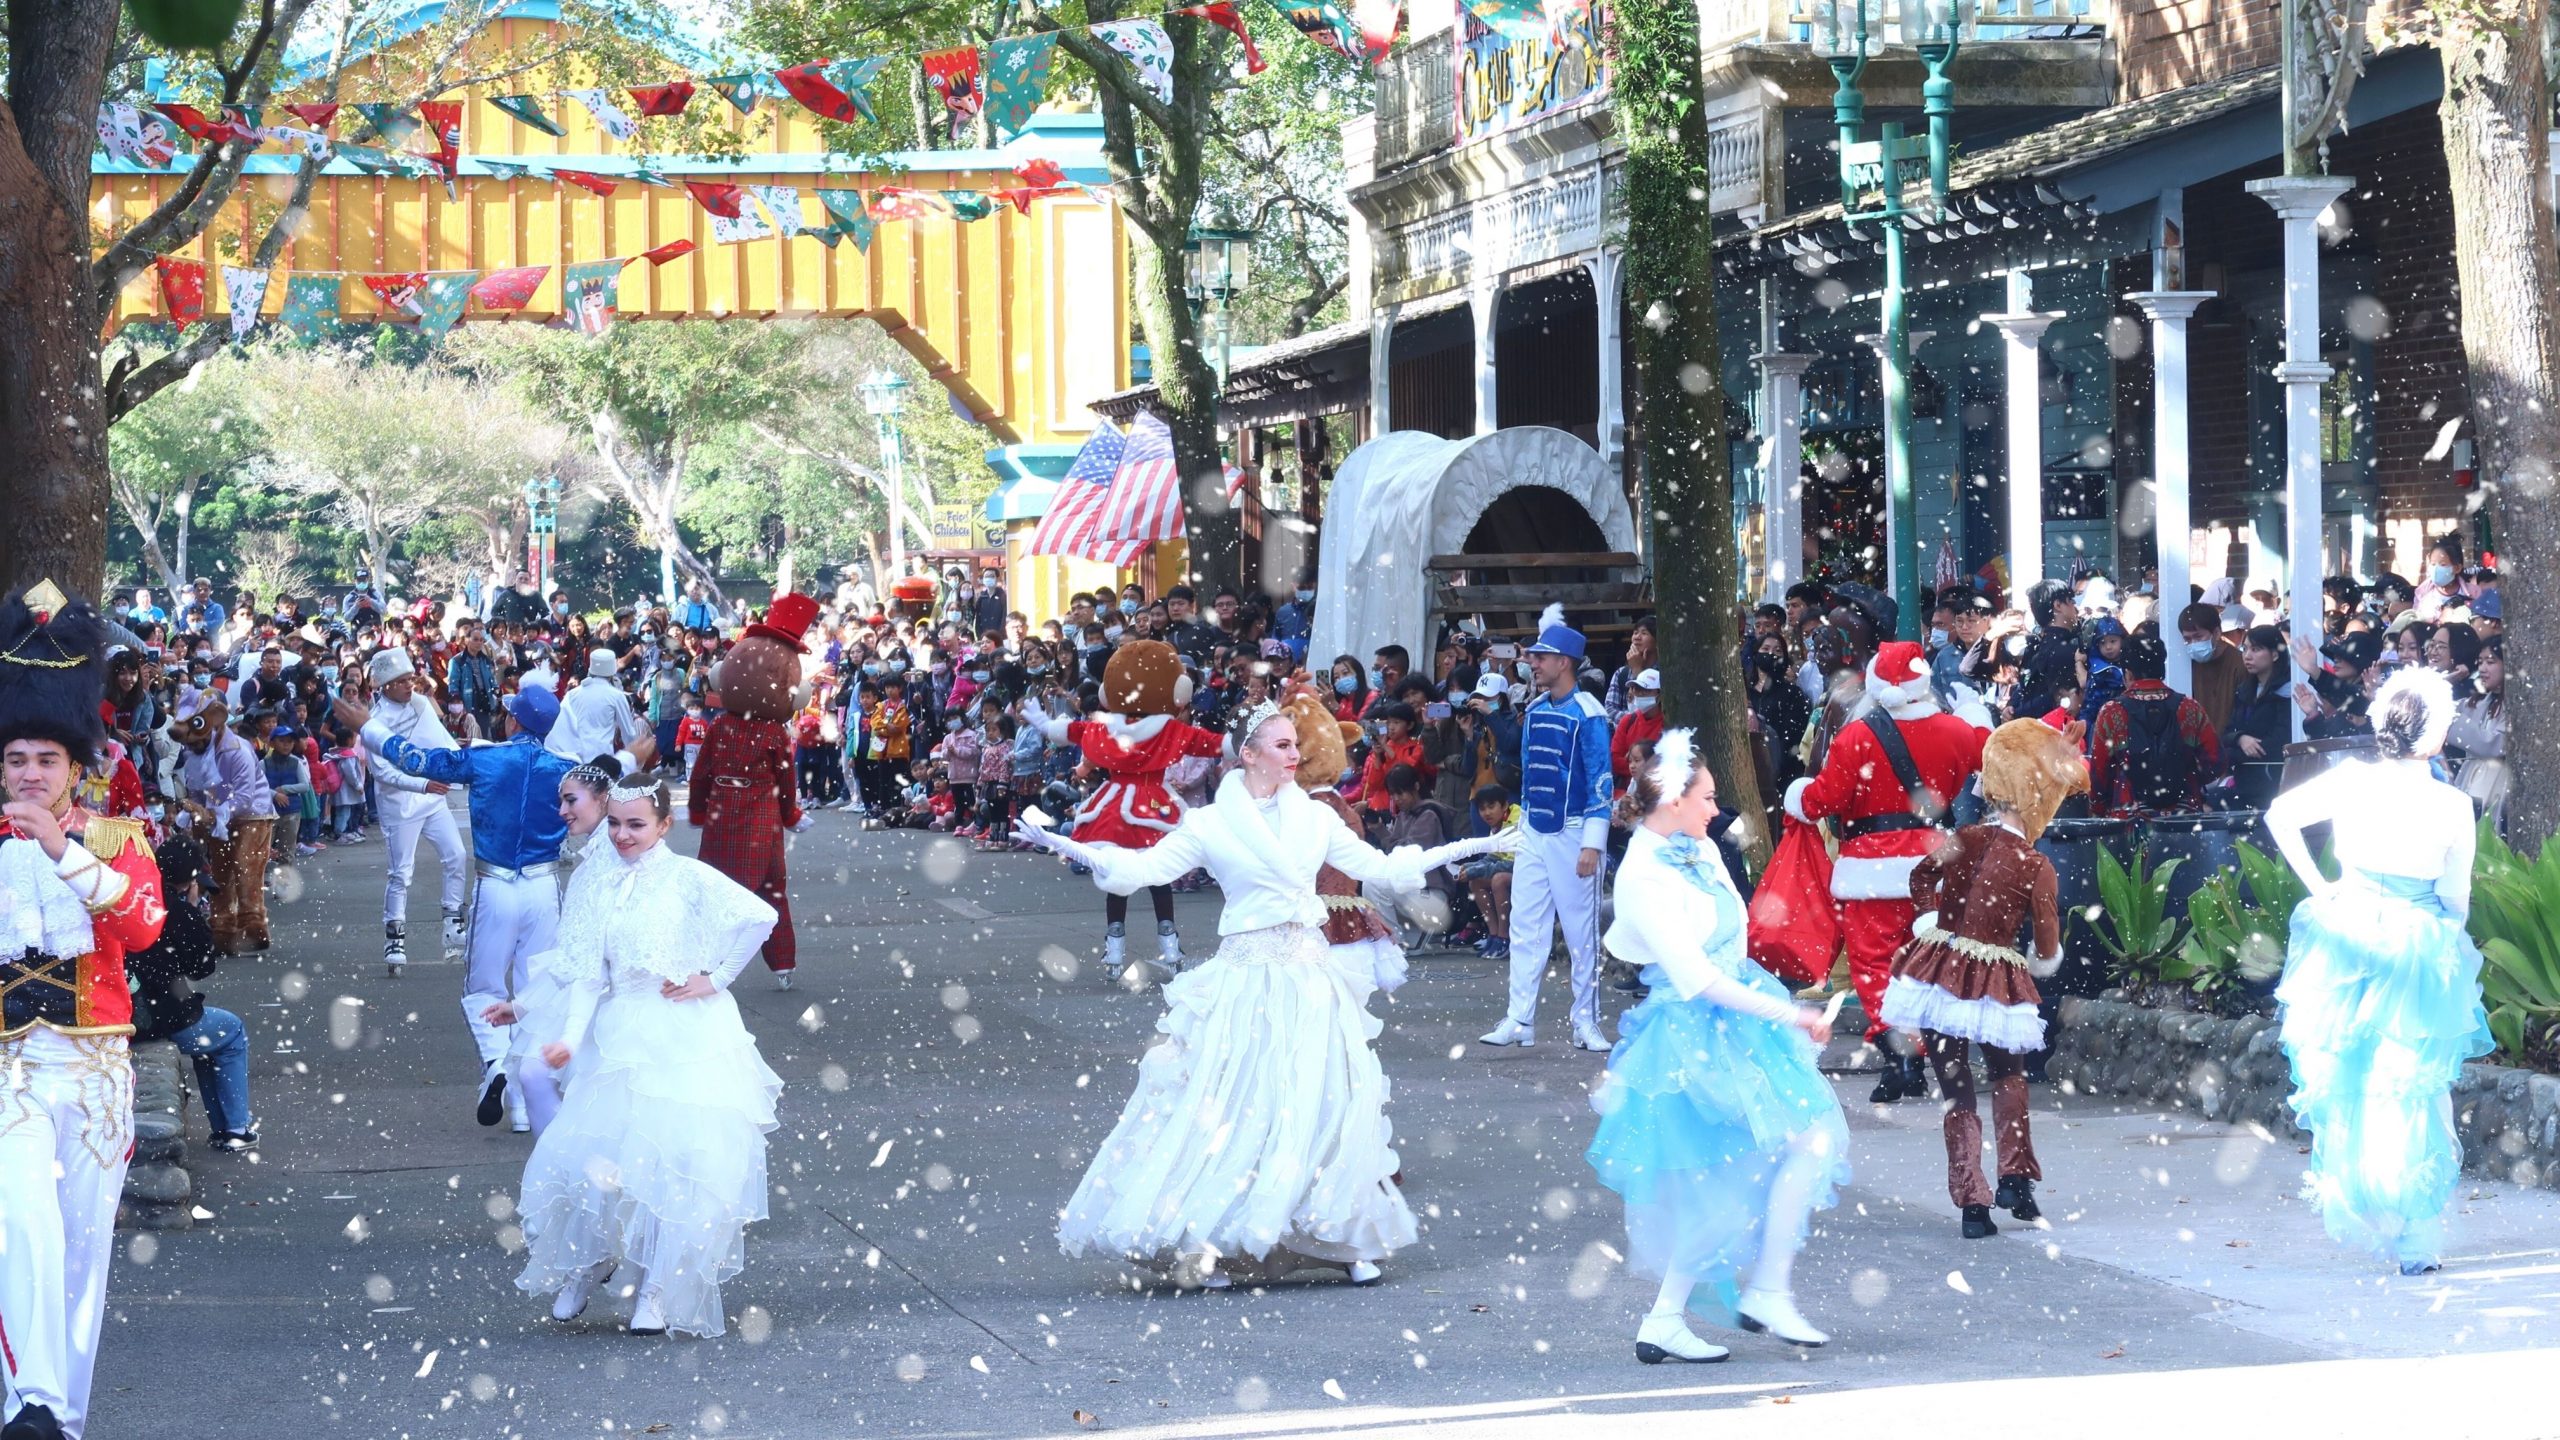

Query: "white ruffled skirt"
left=1059, top=922, right=1417, bottom=1274
left=513, top=985, right=782, bottom=1336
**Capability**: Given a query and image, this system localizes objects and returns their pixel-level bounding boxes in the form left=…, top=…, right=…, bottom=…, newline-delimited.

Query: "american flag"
left=1091, top=412, right=1186, bottom=550
left=1027, top=422, right=1146, bottom=565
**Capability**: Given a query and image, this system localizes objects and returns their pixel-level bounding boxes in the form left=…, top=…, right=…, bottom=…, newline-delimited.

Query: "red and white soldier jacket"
left=0, top=812, right=168, bottom=1039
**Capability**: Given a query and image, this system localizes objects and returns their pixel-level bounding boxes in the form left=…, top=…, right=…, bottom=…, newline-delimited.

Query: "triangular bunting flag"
left=562, top=258, right=626, bottom=336
left=630, top=165, right=677, bottom=188
left=705, top=72, right=777, bottom=116
left=280, top=274, right=339, bottom=336
left=1182, top=3, right=1267, bottom=73
left=809, top=224, right=843, bottom=250
left=488, top=94, right=566, bottom=137
left=221, top=265, right=269, bottom=339
left=561, top=88, right=637, bottom=142
left=1092, top=20, right=1176, bottom=105
left=775, top=61, right=860, bottom=124
left=471, top=265, right=548, bottom=311
left=553, top=169, right=620, bottom=197
left=684, top=181, right=746, bottom=218
left=1459, top=0, right=1546, bottom=41
left=339, top=144, right=431, bottom=178
left=942, top=191, right=996, bottom=222
left=919, top=46, right=985, bottom=142
left=1015, top=157, right=1066, bottom=189
left=150, top=103, right=222, bottom=141
left=1259, top=0, right=1364, bottom=61
left=478, top=159, right=532, bottom=181
left=417, top=100, right=463, bottom=197
left=1353, top=0, right=1406, bottom=60
left=826, top=57, right=892, bottom=123
left=990, top=187, right=1048, bottom=216
left=353, top=103, right=420, bottom=146
left=627, top=81, right=695, bottom=117
left=748, top=184, right=806, bottom=237
left=283, top=102, right=340, bottom=129
left=640, top=239, right=698, bottom=266
left=871, top=187, right=951, bottom=221
left=219, top=106, right=264, bottom=142
left=985, top=34, right=1058, bottom=144
left=272, top=125, right=333, bottom=161
left=154, top=256, right=207, bottom=326
left=418, top=272, right=474, bottom=341
left=817, top=189, right=875, bottom=252
left=711, top=204, right=776, bottom=245
left=362, top=272, right=428, bottom=317
left=96, top=103, right=179, bottom=166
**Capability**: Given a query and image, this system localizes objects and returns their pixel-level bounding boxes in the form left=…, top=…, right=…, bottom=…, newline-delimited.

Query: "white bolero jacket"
left=1078, top=770, right=1484, bottom=936
left=1603, top=826, right=1797, bottom=1022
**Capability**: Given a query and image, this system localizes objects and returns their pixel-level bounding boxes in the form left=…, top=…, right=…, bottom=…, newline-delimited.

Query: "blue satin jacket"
left=366, top=724, right=576, bottom=869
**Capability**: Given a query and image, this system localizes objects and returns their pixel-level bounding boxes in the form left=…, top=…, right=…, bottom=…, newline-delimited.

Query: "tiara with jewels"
left=565, top=761, right=615, bottom=789
left=1236, top=697, right=1287, bottom=741
left=607, top=776, right=662, bottom=804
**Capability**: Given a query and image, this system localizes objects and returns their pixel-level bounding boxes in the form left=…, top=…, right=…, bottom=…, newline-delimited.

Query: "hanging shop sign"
left=1452, top=2, right=1606, bottom=148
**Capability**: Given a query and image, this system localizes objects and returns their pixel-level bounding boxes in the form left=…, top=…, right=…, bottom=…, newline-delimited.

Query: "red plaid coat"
left=688, top=713, right=800, bottom=971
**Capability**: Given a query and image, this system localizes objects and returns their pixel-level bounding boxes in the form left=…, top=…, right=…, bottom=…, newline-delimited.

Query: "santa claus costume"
left=0, top=586, right=169, bottom=1440
left=1880, top=718, right=2085, bottom=1237
left=1026, top=641, right=1225, bottom=983
left=689, top=597, right=811, bottom=988
left=1783, top=640, right=1987, bottom=1102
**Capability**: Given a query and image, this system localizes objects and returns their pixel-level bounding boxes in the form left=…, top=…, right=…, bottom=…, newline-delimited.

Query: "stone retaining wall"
left=2047, top=994, right=2560, bottom=1191
left=120, top=1040, right=197, bottom=1231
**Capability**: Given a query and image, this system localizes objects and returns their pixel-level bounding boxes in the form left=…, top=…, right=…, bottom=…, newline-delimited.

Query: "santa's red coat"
left=1787, top=708, right=1987, bottom=900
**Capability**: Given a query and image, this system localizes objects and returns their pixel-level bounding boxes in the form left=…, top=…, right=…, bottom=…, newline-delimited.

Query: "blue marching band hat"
left=1523, top=603, right=1586, bottom=661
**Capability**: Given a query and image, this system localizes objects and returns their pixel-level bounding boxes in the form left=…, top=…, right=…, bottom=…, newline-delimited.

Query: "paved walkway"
left=91, top=813, right=2556, bottom=1438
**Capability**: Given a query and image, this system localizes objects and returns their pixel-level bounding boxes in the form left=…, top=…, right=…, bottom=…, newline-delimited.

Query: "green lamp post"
left=1814, top=0, right=1962, bottom=639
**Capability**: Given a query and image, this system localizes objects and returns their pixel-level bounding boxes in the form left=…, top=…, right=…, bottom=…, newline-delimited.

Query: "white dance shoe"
left=628, top=1288, right=670, bottom=1335
left=551, top=1259, right=615, bottom=1322
left=1736, top=1288, right=1829, bottom=1347
left=1347, top=1261, right=1382, bottom=1286
left=1571, top=1019, right=1612, bottom=1052
left=1478, top=1018, right=1535, bottom=1048
left=1102, top=930, right=1129, bottom=980
left=442, top=909, right=468, bottom=960
left=1155, top=923, right=1186, bottom=977
left=1634, top=1313, right=1729, bottom=1364
left=775, top=970, right=795, bottom=991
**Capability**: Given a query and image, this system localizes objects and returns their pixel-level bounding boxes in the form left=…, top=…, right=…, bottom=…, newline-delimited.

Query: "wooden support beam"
left=1425, top=551, right=1642, bottom=570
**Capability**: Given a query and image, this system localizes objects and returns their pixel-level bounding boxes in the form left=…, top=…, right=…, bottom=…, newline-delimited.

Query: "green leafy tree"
left=107, top=345, right=260, bottom=592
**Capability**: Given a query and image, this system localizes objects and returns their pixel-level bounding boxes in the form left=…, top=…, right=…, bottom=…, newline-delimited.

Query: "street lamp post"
left=523, top=474, right=562, bottom=600
left=1815, top=0, right=1962, bottom=639
left=859, top=370, right=915, bottom=581
left=1184, top=228, right=1257, bottom=387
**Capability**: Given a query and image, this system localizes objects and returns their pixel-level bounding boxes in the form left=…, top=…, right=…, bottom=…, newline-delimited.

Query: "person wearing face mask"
left=1611, top=668, right=1665, bottom=784
left=1327, top=655, right=1370, bottom=722
left=1274, top=570, right=1316, bottom=663
left=2412, top=537, right=2464, bottom=621
left=1604, top=620, right=1658, bottom=722
left=2175, top=602, right=2244, bottom=734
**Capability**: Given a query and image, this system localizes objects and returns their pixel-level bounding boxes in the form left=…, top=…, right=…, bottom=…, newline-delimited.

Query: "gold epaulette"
left=80, top=817, right=152, bottom=864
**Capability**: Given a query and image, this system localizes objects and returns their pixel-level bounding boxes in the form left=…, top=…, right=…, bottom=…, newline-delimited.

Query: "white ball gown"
left=1052, top=771, right=1494, bottom=1278
left=512, top=838, right=782, bottom=1336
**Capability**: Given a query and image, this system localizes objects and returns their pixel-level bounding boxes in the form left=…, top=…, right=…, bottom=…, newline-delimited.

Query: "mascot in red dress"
left=1027, top=639, right=1223, bottom=983
left=1783, top=639, right=1988, bottom=1102
left=689, top=594, right=810, bottom=988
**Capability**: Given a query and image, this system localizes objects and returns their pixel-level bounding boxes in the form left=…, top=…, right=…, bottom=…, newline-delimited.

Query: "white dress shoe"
left=628, top=1288, right=670, bottom=1335
left=1478, top=1018, right=1535, bottom=1047
left=1101, top=930, right=1128, bottom=979
left=775, top=970, right=795, bottom=991
left=1736, top=1287, right=1830, bottom=1347
left=552, top=1259, right=615, bottom=1321
left=1571, top=1021, right=1612, bottom=1052
left=1635, top=1312, right=1729, bottom=1364
left=1347, top=1261, right=1382, bottom=1286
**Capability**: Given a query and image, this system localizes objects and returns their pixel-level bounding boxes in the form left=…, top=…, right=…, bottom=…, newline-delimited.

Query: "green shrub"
left=2468, top=819, right=2560, bottom=1067
left=2181, top=840, right=2307, bottom=1009
left=2095, top=845, right=2188, bottom=991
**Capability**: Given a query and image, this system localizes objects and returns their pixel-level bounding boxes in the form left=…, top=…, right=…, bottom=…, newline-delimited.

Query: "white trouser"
left=0, top=1030, right=133, bottom=1439
left=383, top=803, right=467, bottom=928
left=1505, top=826, right=1602, bottom=1030
left=512, top=1057, right=565, bottom=1135
left=460, top=873, right=559, bottom=1069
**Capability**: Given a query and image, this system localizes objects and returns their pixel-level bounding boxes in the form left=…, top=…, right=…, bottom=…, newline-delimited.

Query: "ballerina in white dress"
left=1015, top=698, right=1513, bottom=1287
left=479, top=757, right=620, bottom=1136
left=513, top=777, right=783, bottom=1336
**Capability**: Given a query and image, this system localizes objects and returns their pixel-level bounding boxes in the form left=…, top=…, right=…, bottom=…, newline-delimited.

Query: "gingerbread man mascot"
left=1783, top=639, right=1987, bottom=1103
left=0, top=584, right=168, bottom=1440
left=1025, top=639, right=1223, bottom=982
left=689, top=595, right=810, bottom=989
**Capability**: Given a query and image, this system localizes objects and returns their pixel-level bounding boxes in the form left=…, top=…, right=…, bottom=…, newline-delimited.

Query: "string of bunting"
left=97, top=0, right=1421, bottom=182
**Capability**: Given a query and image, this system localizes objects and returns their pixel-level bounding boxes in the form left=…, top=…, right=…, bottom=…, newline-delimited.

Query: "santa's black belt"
left=1, top=950, right=79, bottom=1031
left=1841, top=812, right=1942, bottom=841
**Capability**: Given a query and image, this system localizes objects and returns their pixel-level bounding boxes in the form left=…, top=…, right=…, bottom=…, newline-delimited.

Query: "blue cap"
left=504, top=685, right=559, bottom=738
left=1523, top=607, right=1587, bottom=662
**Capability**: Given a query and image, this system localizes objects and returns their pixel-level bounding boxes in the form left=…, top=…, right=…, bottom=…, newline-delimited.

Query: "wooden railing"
left=1373, top=28, right=1459, bottom=172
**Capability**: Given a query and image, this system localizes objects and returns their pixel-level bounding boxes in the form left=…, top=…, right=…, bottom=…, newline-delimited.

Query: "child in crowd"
left=1009, top=707, right=1044, bottom=846
left=1377, top=763, right=1460, bottom=947
left=974, top=712, right=1015, bottom=849
left=937, top=717, right=983, bottom=837
left=1358, top=702, right=1429, bottom=825
left=1611, top=668, right=1665, bottom=783
left=878, top=676, right=914, bottom=793
left=675, top=699, right=710, bottom=779
left=923, top=773, right=961, bottom=831
left=262, top=722, right=318, bottom=859
left=1463, top=784, right=1520, bottom=961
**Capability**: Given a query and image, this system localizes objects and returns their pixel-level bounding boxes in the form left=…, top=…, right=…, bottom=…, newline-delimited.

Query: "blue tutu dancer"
left=1587, top=731, right=1851, bottom=1364
left=2266, top=667, right=2493, bottom=1277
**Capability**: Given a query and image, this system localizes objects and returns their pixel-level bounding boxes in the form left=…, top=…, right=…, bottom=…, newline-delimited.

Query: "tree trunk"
left=173, top=479, right=197, bottom=589
left=1610, top=0, right=1767, bottom=859
left=1134, top=237, right=1239, bottom=590
left=113, top=482, right=179, bottom=596
left=0, top=0, right=122, bottom=598
left=2440, top=0, right=2560, bottom=848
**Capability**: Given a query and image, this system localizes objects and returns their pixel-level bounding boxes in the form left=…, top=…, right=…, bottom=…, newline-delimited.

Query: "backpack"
left=2118, top=696, right=2193, bottom=810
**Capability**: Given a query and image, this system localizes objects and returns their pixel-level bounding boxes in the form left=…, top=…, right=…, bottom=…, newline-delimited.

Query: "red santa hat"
left=1864, top=641, right=1939, bottom=720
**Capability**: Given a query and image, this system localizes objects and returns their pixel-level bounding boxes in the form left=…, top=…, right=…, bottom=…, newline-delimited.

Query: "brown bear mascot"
left=689, top=594, right=813, bottom=987
left=1025, top=639, right=1223, bottom=982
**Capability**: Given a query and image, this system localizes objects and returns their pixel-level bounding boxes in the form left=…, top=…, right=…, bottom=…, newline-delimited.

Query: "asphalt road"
left=88, top=807, right=2560, bottom=1439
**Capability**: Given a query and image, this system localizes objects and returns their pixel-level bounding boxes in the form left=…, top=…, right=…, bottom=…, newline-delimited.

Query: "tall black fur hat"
left=0, top=583, right=110, bottom=765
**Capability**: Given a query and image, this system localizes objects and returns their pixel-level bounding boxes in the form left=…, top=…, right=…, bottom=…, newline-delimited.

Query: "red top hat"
left=743, top=593, right=821, bottom=653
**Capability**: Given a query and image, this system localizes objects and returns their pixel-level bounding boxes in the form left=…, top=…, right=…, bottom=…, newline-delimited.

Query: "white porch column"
left=1367, top=302, right=1397, bottom=437
left=1755, top=352, right=1813, bottom=603
left=1584, top=249, right=1625, bottom=471
left=2126, top=290, right=2217, bottom=693
left=1469, top=281, right=1502, bottom=436
left=1980, top=271, right=2063, bottom=604
left=2248, top=175, right=2353, bottom=742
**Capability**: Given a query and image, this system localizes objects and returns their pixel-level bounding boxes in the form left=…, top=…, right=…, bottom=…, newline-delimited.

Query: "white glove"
left=788, top=813, right=815, bottom=833
left=1021, top=694, right=1051, bottom=731
left=1417, top=825, right=1518, bottom=872
left=1014, top=815, right=1102, bottom=869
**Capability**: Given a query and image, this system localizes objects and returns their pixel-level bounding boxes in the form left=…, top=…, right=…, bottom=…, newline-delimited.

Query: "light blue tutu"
left=1585, top=960, right=1851, bottom=1301
left=2275, top=872, right=2494, bottom=1267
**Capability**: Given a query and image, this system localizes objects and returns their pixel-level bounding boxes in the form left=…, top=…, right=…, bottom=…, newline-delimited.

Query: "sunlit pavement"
left=95, top=813, right=2556, bottom=1439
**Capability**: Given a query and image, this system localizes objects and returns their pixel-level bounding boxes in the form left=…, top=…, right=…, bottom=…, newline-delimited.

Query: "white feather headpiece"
left=1537, top=602, right=1565, bottom=634
left=2373, top=664, right=2456, bottom=757
left=1651, top=728, right=1699, bottom=809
